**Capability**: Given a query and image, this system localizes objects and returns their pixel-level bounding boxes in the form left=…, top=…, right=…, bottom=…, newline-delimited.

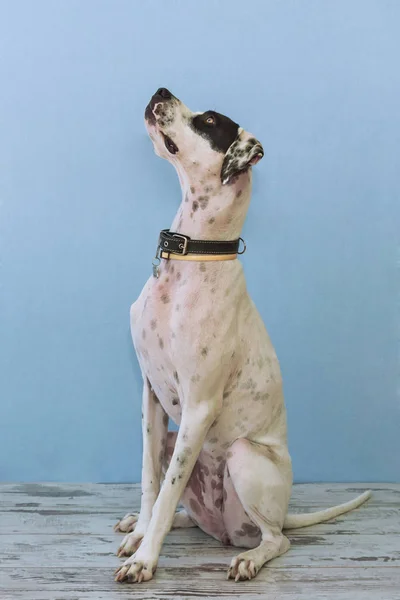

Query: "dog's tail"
left=283, top=490, right=371, bottom=530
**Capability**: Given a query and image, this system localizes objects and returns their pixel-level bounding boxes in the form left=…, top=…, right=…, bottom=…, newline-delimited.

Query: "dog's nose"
left=156, top=87, right=172, bottom=100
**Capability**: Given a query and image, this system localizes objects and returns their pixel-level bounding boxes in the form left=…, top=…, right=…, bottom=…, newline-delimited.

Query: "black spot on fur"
left=221, top=137, right=263, bottom=183
left=173, top=370, right=179, bottom=383
left=198, top=195, right=209, bottom=209
left=161, top=293, right=170, bottom=304
left=177, top=453, right=187, bottom=467
left=235, top=529, right=245, bottom=537
left=242, top=522, right=260, bottom=537
left=192, top=200, right=199, bottom=212
left=208, top=217, right=215, bottom=224
left=191, top=111, right=239, bottom=153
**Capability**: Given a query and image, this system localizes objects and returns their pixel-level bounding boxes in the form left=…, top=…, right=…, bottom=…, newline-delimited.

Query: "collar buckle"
left=172, top=233, right=189, bottom=255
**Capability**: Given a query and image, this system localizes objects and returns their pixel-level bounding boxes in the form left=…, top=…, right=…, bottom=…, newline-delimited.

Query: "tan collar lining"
left=160, top=251, right=237, bottom=262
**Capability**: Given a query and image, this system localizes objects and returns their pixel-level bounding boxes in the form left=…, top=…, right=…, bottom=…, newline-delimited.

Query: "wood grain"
left=1, top=483, right=399, bottom=599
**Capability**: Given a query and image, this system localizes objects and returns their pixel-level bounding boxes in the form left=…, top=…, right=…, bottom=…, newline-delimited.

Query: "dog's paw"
left=114, top=556, right=156, bottom=584
left=227, top=556, right=257, bottom=582
left=117, top=531, right=144, bottom=557
left=114, top=512, right=139, bottom=533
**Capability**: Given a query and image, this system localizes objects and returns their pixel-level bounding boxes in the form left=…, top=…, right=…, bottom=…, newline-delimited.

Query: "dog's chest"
left=130, top=261, right=243, bottom=420
left=129, top=280, right=179, bottom=419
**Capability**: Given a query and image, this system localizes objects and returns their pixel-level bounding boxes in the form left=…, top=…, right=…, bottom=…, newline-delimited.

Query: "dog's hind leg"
left=224, top=438, right=293, bottom=581
left=171, top=509, right=197, bottom=528
left=114, top=513, right=139, bottom=533
left=115, top=508, right=195, bottom=533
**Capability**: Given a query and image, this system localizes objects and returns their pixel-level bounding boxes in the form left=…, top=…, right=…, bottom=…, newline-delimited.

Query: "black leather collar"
left=158, top=229, right=245, bottom=256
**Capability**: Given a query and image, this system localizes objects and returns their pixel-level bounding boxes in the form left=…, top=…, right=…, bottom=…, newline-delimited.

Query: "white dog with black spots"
left=114, top=88, right=371, bottom=584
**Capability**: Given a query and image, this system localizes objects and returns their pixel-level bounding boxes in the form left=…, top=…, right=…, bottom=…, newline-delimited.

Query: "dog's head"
left=145, top=88, right=263, bottom=186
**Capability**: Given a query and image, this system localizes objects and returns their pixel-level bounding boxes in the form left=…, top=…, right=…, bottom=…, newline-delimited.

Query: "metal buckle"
left=172, top=233, right=189, bottom=255
left=237, top=237, right=246, bottom=255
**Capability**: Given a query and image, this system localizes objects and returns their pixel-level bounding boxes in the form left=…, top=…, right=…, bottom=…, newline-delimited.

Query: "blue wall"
left=1, top=0, right=399, bottom=483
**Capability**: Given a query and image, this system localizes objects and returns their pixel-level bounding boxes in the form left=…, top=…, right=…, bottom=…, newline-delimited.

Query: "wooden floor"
left=0, top=483, right=399, bottom=599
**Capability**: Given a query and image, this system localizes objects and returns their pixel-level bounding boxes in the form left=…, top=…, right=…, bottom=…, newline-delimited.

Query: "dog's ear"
left=220, top=129, right=264, bottom=185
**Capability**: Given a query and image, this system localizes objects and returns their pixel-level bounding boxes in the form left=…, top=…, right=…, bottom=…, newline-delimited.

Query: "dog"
left=114, top=88, right=371, bottom=583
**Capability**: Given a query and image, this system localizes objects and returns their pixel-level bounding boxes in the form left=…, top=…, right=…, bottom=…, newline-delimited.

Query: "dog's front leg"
left=116, top=377, right=168, bottom=555
left=115, top=397, right=220, bottom=583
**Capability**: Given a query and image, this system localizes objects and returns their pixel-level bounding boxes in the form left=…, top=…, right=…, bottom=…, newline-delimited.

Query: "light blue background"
left=1, top=1, right=399, bottom=483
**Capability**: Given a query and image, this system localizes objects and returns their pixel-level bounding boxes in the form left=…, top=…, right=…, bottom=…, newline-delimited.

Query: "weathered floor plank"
left=0, top=483, right=399, bottom=599
left=1, top=531, right=400, bottom=568
left=2, top=503, right=399, bottom=535
left=1, top=567, right=400, bottom=600
left=2, top=481, right=397, bottom=502
left=1, top=483, right=398, bottom=536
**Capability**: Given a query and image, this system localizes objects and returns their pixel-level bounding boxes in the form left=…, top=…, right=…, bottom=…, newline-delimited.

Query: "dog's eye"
left=164, top=135, right=179, bottom=154
left=205, top=115, right=215, bottom=125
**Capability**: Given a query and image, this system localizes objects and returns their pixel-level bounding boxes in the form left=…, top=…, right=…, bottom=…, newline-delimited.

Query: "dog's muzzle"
left=145, top=88, right=175, bottom=124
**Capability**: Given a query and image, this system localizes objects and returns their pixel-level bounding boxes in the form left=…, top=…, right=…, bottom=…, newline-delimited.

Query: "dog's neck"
left=170, top=168, right=252, bottom=241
